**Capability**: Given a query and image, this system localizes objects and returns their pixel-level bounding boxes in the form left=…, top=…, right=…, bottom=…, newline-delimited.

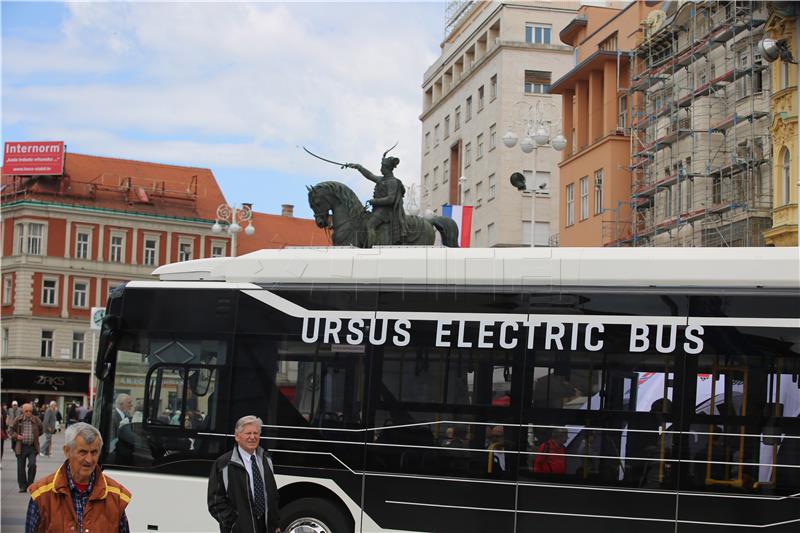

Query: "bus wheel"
left=280, top=497, right=351, bottom=533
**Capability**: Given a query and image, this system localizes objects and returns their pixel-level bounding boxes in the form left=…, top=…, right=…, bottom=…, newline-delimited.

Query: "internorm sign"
left=3, top=141, right=65, bottom=175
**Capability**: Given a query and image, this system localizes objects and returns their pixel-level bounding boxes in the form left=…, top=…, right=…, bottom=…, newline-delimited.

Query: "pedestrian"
left=1, top=403, right=8, bottom=460
left=55, top=405, right=63, bottom=432
left=532, top=427, right=568, bottom=475
left=40, top=401, right=58, bottom=457
left=8, top=403, right=43, bottom=492
left=8, top=400, right=23, bottom=423
left=25, top=422, right=132, bottom=532
left=207, top=415, right=280, bottom=533
left=66, top=403, right=78, bottom=427
left=77, top=402, right=88, bottom=422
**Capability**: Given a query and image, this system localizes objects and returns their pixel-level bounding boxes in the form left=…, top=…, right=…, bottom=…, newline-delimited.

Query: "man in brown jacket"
left=8, top=403, right=43, bottom=492
left=26, top=422, right=131, bottom=532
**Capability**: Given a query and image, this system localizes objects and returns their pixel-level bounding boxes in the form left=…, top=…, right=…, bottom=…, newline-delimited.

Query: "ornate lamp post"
left=503, top=101, right=566, bottom=247
left=211, top=202, right=255, bottom=257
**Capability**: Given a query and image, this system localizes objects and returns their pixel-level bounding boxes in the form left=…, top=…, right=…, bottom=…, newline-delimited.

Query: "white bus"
left=92, top=247, right=800, bottom=533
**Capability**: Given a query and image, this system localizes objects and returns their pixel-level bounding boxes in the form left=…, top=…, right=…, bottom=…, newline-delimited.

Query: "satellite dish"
left=645, top=10, right=666, bottom=39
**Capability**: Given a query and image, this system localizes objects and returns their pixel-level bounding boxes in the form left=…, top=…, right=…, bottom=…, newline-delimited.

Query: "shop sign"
left=1, top=369, right=89, bottom=393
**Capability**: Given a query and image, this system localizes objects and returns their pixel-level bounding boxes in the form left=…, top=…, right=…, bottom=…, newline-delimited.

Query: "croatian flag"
left=442, top=204, right=473, bottom=247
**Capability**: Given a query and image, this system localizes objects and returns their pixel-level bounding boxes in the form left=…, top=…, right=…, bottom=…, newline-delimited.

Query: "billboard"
left=3, top=141, right=65, bottom=175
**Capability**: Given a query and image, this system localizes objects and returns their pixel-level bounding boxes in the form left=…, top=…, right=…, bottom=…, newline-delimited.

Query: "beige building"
left=420, top=0, right=576, bottom=247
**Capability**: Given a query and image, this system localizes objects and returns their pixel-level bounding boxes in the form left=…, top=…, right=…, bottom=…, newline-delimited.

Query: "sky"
left=1, top=1, right=445, bottom=218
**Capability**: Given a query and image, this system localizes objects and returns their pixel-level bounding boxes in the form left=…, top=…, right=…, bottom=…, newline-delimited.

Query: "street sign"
left=90, top=307, right=106, bottom=330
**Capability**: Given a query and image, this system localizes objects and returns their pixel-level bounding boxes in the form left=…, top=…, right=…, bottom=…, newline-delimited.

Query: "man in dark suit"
left=207, top=415, right=280, bottom=533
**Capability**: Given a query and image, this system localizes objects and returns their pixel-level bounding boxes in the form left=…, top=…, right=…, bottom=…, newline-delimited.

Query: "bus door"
left=361, top=288, right=525, bottom=533
left=677, top=291, right=800, bottom=532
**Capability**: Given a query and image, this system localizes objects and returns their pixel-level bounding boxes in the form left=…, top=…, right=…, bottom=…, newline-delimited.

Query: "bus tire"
left=280, top=497, right=352, bottom=533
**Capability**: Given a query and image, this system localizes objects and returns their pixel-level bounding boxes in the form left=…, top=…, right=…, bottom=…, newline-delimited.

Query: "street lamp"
left=503, top=100, right=565, bottom=247
left=212, top=202, right=255, bottom=257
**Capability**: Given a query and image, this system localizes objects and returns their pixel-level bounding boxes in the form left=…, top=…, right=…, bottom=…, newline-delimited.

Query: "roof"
left=148, top=247, right=800, bottom=288
left=549, top=50, right=629, bottom=94
left=235, top=211, right=331, bottom=253
left=1, top=152, right=227, bottom=221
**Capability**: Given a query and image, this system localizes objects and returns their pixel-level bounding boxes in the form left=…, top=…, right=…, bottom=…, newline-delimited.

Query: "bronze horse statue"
left=307, top=181, right=460, bottom=247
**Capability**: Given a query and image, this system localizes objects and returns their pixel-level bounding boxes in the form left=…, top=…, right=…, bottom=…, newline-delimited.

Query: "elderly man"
left=40, top=401, right=58, bottom=457
left=9, top=403, right=43, bottom=492
left=26, top=422, right=131, bottom=532
left=109, top=393, right=133, bottom=452
left=208, top=415, right=280, bottom=533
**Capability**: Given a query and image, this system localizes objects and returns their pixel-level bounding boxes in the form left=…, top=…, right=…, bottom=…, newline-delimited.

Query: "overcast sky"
left=2, top=1, right=445, bottom=218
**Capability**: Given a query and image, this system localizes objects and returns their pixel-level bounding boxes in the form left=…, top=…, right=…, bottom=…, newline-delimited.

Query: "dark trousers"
left=17, top=443, right=37, bottom=490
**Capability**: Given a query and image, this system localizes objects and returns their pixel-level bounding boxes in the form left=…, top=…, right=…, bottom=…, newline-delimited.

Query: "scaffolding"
left=620, top=0, right=772, bottom=247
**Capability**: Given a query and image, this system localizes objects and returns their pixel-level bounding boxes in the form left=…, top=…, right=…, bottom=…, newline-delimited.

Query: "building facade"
left=1, top=151, right=329, bottom=410
left=550, top=2, right=659, bottom=246
left=627, top=0, right=773, bottom=247
left=420, top=0, right=576, bottom=247
left=763, top=2, right=798, bottom=246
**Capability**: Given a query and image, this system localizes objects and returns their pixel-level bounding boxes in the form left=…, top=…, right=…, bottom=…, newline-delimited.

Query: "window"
left=489, top=124, right=496, bottom=150
left=144, top=237, right=158, bottom=266
left=594, top=170, right=604, bottom=215
left=618, top=95, right=628, bottom=131
left=599, top=32, right=618, bottom=51
left=566, top=184, right=575, bottom=226
left=686, top=178, right=694, bottom=211
left=73, top=280, right=88, bottom=308
left=487, top=222, right=495, bottom=245
left=782, top=149, right=791, bottom=206
left=489, top=173, right=496, bottom=199
left=490, top=75, right=497, bottom=100
left=526, top=23, right=551, bottom=45
left=41, top=330, right=53, bottom=358
left=524, top=170, right=550, bottom=193
left=444, top=115, right=451, bottom=138
left=434, top=124, right=440, bottom=145
left=72, top=332, right=85, bottom=360
left=425, top=132, right=431, bottom=152
left=455, top=106, right=461, bottom=130
left=443, top=160, right=450, bottom=184
left=477, top=134, right=484, bottom=159
left=781, top=61, right=790, bottom=90
left=433, top=166, right=440, bottom=187
left=465, top=143, right=472, bottom=167
left=109, top=234, right=124, bottom=263
left=664, top=187, right=673, bottom=218
left=464, top=188, right=471, bottom=205
left=75, top=231, right=90, bottom=259
left=478, top=85, right=485, bottom=110
left=476, top=181, right=483, bottom=207
left=580, top=177, right=589, bottom=220
left=466, top=96, right=472, bottom=121
left=474, top=228, right=481, bottom=246
left=2, top=328, right=8, bottom=357
left=524, top=70, right=551, bottom=94
left=534, top=222, right=550, bottom=246
left=42, top=278, right=57, bottom=306
left=18, top=222, right=46, bottom=255
left=2, top=275, right=11, bottom=305
left=178, top=239, right=194, bottom=262
left=211, top=243, right=226, bottom=258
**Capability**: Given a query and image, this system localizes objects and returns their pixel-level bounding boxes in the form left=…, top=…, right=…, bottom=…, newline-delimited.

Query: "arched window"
left=782, top=148, right=791, bottom=206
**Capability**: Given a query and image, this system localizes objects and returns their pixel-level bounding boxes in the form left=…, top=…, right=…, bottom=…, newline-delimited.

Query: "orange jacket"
left=28, top=463, right=131, bottom=533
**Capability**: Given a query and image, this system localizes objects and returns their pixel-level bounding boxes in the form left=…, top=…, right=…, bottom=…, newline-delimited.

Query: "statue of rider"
left=345, top=148, right=408, bottom=245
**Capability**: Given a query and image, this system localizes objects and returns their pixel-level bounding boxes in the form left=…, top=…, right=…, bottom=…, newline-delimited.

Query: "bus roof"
left=148, top=247, right=800, bottom=289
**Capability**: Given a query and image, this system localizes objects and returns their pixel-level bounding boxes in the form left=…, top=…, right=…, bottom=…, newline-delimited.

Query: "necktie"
left=251, top=454, right=266, bottom=519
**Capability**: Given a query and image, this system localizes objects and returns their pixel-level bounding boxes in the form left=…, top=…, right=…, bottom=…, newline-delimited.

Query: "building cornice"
left=420, top=41, right=572, bottom=122
left=0, top=199, right=214, bottom=225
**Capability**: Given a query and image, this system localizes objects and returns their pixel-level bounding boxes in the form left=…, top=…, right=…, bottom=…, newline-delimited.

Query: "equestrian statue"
left=305, top=144, right=460, bottom=248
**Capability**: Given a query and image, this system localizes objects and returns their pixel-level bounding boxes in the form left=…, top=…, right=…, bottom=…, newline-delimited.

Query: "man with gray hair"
left=25, top=422, right=132, bottom=532
left=207, top=415, right=280, bottom=533
left=40, top=401, right=58, bottom=457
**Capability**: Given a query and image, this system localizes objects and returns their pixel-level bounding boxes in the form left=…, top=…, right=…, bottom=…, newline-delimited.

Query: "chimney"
left=281, top=204, right=294, bottom=217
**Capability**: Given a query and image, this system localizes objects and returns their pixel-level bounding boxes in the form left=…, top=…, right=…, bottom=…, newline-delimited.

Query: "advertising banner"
left=3, top=141, right=65, bottom=175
